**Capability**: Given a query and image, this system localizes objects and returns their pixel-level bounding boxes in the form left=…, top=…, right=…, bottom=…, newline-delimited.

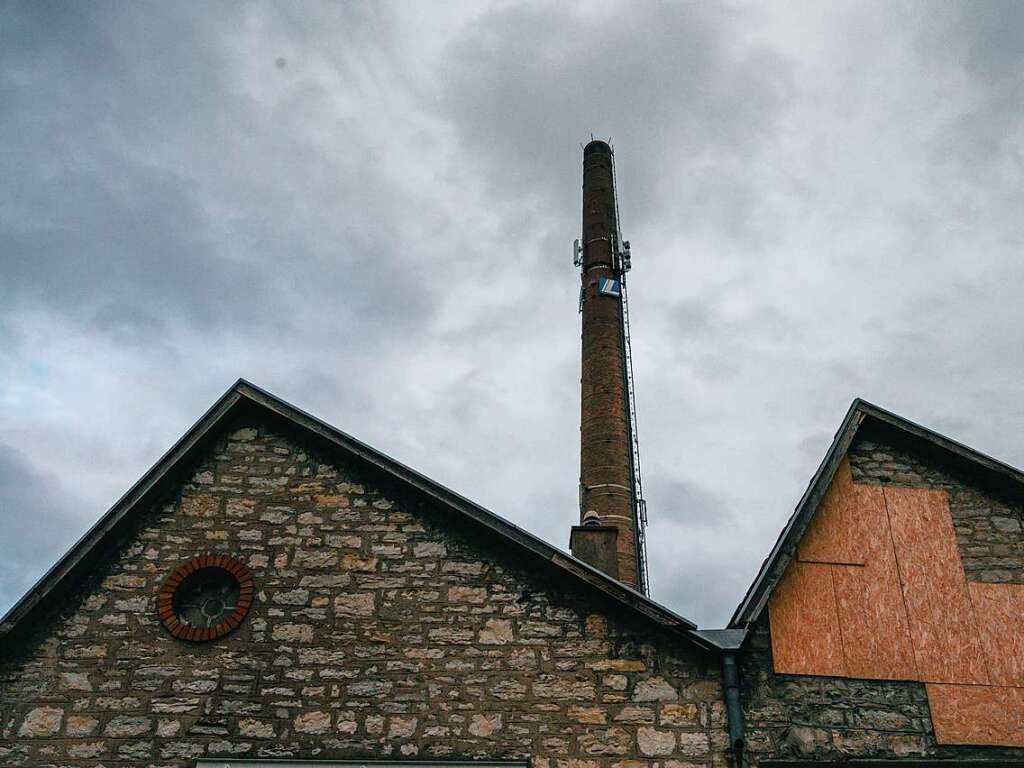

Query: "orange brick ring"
left=157, top=554, right=254, bottom=642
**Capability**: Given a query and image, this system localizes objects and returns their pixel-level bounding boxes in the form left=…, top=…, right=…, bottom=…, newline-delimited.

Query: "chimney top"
left=583, top=139, right=612, bottom=158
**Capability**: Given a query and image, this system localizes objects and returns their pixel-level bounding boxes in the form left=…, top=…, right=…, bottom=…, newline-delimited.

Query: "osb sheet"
left=831, top=485, right=917, bottom=680
left=797, top=457, right=866, bottom=565
left=884, top=486, right=989, bottom=685
left=769, top=560, right=847, bottom=677
left=968, top=582, right=1024, bottom=687
left=927, top=683, right=1024, bottom=747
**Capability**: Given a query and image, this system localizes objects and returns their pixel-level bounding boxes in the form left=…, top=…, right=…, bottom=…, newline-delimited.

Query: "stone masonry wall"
left=739, top=613, right=1024, bottom=764
left=741, top=611, right=1024, bottom=764
left=849, top=432, right=1024, bottom=584
left=0, top=415, right=726, bottom=767
left=740, top=434, right=1024, bottom=765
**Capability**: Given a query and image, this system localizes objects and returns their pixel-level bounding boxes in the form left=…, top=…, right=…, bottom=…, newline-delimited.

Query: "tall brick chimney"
left=569, top=140, right=642, bottom=591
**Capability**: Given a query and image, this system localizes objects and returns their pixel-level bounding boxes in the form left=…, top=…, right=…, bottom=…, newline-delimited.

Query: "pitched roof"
left=730, top=398, right=1024, bottom=629
left=1, top=379, right=713, bottom=651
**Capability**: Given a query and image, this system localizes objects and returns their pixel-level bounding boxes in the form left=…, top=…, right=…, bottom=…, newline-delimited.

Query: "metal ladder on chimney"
left=609, top=144, right=651, bottom=596
left=620, top=273, right=650, bottom=595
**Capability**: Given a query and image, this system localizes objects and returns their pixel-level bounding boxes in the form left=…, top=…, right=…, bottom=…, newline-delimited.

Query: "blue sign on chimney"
left=598, top=277, right=621, bottom=298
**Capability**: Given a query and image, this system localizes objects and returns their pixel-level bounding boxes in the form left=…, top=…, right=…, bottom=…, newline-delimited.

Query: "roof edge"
left=1, top=379, right=703, bottom=650
left=729, top=398, right=1024, bottom=628
left=232, top=381, right=699, bottom=633
left=728, top=398, right=864, bottom=628
left=0, top=381, right=245, bottom=636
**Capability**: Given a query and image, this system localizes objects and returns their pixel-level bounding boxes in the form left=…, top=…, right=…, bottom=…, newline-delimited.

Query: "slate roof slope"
left=1, top=379, right=713, bottom=651
left=730, top=398, right=1024, bottom=629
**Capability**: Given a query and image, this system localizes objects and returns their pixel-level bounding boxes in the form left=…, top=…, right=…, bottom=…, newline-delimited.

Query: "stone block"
left=294, top=711, right=331, bottom=734
left=580, top=727, right=632, bottom=755
left=469, top=713, right=502, bottom=736
left=104, top=715, right=152, bottom=737
left=334, top=592, right=376, bottom=617
left=637, top=726, right=675, bottom=756
left=272, top=623, right=315, bottom=643
left=388, top=716, right=418, bottom=739
left=17, top=707, right=62, bottom=737
left=633, top=676, right=678, bottom=702
left=478, top=618, right=513, bottom=645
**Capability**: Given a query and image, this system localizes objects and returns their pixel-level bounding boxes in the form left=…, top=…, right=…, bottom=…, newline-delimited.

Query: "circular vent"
left=157, top=554, right=253, bottom=642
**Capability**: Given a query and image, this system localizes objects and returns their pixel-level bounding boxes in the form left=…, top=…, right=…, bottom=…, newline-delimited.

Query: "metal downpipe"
left=722, top=651, right=745, bottom=766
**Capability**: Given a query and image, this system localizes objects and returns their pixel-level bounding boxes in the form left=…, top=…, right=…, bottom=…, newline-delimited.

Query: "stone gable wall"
left=0, top=416, right=725, bottom=767
left=739, top=435, right=1024, bottom=764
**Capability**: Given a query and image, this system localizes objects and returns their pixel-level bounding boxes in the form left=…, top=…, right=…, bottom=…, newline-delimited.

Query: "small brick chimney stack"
left=569, top=140, right=642, bottom=590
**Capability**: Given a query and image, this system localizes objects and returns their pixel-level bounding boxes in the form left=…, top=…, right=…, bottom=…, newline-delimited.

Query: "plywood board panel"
left=927, top=683, right=1024, bottom=747
left=885, top=486, right=989, bottom=685
left=798, top=457, right=866, bottom=565
left=968, top=582, right=1024, bottom=687
left=831, top=484, right=917, bottom=680
left=769, top=560, right=847, bottom=677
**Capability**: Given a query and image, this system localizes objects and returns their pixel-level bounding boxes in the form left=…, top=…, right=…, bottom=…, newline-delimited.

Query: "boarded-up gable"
left=763, top=424, right=1024, bottom=749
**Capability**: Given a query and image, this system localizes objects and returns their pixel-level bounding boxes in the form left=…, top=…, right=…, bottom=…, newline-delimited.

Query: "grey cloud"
left=670, top=301, right=714, bottom=339
left=795, top=430, right=835, bottom=467
left=658, top=558, right=751, bottom=631
left=663, top=301, right=804, bottom=384
left=645, top=475, right=737, bottom=532
left=3, top=1, right=1024, bottom=630
left=913, top=3, right=1024, bottom=208
left=437, top=1, right=794, bottom=239
left=0, top=443, right=87, bottom=613
left=1, top=1, right=440, bottom=348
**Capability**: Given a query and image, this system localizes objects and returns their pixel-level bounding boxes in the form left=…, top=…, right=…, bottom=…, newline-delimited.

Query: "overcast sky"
left=2, top=1, right=1022, bottom=628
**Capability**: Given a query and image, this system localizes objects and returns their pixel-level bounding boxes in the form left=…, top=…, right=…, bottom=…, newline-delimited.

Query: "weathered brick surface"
left=0, top=417, right=724, bottom=766
left=741, top=436, right=1024, bottom=764
left=849, top=434, right=1024, bottom=584
left=578, top=140, right=639, bottom=588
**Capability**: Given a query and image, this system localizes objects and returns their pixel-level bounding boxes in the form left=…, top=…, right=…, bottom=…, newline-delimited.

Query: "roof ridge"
left=1, top=379, right=710, bottom=651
